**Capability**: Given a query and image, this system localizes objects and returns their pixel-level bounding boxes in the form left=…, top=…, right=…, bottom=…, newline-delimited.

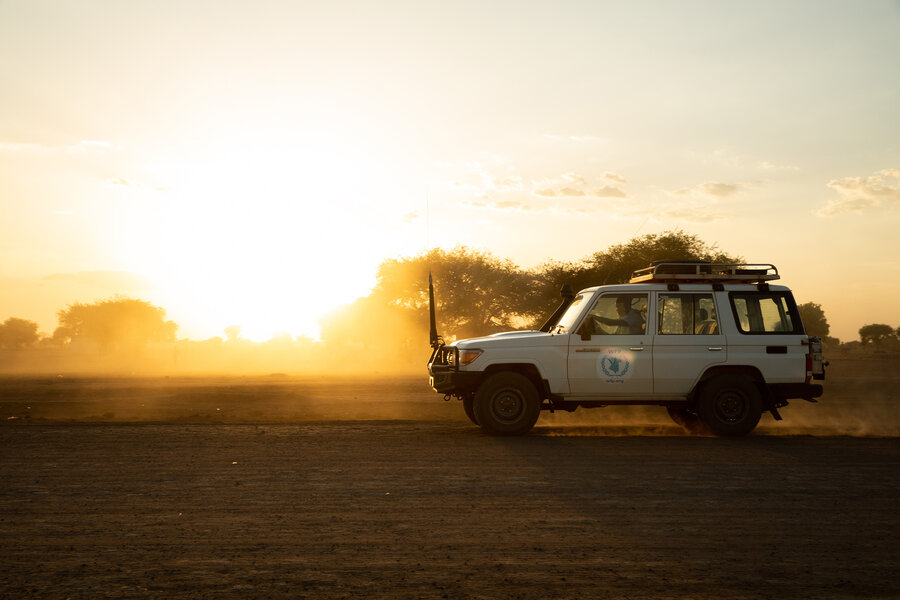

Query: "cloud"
left=43, top=270, right=152, bottom=291
left=462, top=197, right=533, bottom=212
left=593, top=186, right=627, bottom=198
left=651, top=206, right=723, bottom=223
left=817, top=168, right=900, bottom=216
left=535, top=187, right=586, bottom=198
left=562, top=172, right=586, bottom=185
left=645, top=183, right=734, bottom=222
left=450, top=155, right=630, bottom=214
left=698, top=182, right=740, bottom=197
left=675, top=181, right=743, bottom=198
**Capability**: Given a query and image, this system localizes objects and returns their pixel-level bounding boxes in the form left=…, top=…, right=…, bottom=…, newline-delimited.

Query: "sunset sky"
left=1, top=1, right=898, bottom=342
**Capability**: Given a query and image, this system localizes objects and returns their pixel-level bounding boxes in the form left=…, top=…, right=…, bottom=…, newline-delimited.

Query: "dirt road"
left=1, top=366, right=898, bottom=599
left=2, top=419, right=898, bottom=599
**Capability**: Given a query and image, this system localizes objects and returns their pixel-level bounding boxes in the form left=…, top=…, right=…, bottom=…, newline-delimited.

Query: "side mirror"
left=577, top=320, right=593, bottom=341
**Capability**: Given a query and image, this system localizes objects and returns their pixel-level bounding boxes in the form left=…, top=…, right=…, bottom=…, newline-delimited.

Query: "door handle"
left=708, top=346, right=723, bottom=351
left=629, top=347, right=645, bottom=351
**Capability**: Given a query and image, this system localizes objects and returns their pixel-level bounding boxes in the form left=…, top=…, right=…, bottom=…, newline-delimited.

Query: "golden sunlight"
left=121, top=130, right=387, bottom=340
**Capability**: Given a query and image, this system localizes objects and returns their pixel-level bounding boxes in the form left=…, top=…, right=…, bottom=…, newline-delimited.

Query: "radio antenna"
left=426, top=185, right=441, bottom=348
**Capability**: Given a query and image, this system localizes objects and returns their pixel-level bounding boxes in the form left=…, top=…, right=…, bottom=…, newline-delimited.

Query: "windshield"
left=553, top=293, right=587, bottom=333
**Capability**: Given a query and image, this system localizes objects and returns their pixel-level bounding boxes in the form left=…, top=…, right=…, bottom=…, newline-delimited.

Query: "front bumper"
left=429, top=369, right=481, bottom=395
left=427, top=345, right=481, bottom=395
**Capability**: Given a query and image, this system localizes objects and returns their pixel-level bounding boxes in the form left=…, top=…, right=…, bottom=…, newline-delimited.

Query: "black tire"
left=462, top=394, right=479, bottom=426
left=473, top=372, right=541, bottom=436
left=697, top=374, right=762, bottom=436
left=666, top=406, right=709, bottom=435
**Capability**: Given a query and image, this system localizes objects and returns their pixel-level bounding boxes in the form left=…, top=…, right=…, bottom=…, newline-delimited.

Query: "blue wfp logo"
left=598, top=349, right=633, bottom=383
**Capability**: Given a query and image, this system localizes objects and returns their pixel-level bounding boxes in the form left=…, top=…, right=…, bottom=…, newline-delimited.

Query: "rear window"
left=729, top=292, right=802, bottom=335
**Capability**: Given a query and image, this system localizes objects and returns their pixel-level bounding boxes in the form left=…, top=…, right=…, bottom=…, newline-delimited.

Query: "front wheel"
left=697, top=375, right=762, bottom=436
left=473, top=372, right=541, bottom=436
left=462, top=394, right=479, bottom=426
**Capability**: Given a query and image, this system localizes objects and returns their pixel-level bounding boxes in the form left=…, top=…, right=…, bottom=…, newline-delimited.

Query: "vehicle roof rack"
left=629, top=261, right=779, bottom=284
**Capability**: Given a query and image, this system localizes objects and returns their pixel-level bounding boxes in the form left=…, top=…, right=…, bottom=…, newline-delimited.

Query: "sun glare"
left=122, top=131, right=388, bottom=341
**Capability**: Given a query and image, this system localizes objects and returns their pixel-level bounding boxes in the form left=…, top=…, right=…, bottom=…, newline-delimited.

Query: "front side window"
left=554, top=293, right=586, bottom=333
left=730, top=292, right=801, bottom=334
left=581, top=294, right=648, bottom=336
left=658, top=294, right=719, bottom=335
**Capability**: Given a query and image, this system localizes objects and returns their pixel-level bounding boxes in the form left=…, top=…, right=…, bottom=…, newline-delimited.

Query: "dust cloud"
left=537, top=356, right=900, bottom=437
left=1, top=357, right=896, bottom=438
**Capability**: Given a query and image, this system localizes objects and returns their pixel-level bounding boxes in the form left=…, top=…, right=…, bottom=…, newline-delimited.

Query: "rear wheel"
left=462, top=394, right=479, bottom=425
left=697, top=374, right=762, bottom=436
left=473, top=372, right=541, bottom=436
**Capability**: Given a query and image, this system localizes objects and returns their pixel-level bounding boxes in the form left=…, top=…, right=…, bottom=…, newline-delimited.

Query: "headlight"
left=458, top=349, right=482, bottom=365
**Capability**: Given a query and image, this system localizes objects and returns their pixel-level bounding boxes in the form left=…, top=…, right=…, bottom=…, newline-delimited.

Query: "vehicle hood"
left=452, top=330, right=557, bottom=349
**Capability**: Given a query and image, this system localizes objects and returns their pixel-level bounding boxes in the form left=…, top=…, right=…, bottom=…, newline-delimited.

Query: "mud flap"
left=760, top=385, right=784, bottom=421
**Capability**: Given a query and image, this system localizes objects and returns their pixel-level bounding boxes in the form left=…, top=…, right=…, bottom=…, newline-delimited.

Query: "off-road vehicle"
left=427, top=261, right=825, bottom=436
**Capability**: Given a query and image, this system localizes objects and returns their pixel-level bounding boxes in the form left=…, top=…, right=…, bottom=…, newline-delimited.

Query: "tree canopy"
left=373, top=246, right=538, bottom=340
left=858, top=323, right=897, bottom=349
left=321, top=230, right=745, bottom=346
left=797, top=302, right=830, bottom=338
left=525, top=231, right=741, bottom=324
left=0, top=317, right=40, bottom=349
left=55, top=297, right=177, bottom=350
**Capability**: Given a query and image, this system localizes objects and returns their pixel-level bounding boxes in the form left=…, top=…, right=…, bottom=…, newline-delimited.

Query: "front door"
left=567, top=292, right=653, bottom=395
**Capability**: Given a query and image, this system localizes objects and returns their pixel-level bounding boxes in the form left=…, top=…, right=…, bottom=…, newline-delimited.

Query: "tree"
left=224, top=325, right=242, bottom=342
left=320, top=232, right=743, bottom=358
left=373, top=246, right=538, bottom=340
left=582, top=230, right=739, bottom=286
left=797, top=302, right=830, bottom=338
left=858, top=324, right=897, bottom=350
left=0, top=317, right=40, bottom=349
left=56, top=297, right=177, bottom=350
left=525, top=230, right=741, bottom=326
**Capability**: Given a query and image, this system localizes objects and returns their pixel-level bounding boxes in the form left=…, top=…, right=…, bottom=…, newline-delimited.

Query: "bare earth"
left=1, top=359, right=898, bottom=599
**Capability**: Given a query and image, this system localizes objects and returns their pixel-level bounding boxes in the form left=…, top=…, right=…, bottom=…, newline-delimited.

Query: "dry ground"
left=1, top=358, right=898, bottom=599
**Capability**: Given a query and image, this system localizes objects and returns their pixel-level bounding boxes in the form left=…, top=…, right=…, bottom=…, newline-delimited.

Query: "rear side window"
left=729, top=292, right=802, bottom=334
left=658, top=294, right=719, bottom=335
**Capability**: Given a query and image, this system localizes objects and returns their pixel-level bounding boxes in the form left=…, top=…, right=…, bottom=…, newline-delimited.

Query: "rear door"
left=726, top=290, right=806, bottom=383
left=652, top=292, right=727, bottom=395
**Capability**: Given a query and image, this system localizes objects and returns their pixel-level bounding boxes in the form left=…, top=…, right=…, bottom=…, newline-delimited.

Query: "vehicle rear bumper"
left=769, top=382, right=824, bottom=401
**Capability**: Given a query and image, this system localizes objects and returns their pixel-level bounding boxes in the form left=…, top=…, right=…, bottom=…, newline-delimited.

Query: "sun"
left=120, top=132, right=390, bottom=341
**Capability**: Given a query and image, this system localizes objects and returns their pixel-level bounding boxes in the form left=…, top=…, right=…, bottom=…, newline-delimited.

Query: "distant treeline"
left=0, top=231, right=895, bottom=374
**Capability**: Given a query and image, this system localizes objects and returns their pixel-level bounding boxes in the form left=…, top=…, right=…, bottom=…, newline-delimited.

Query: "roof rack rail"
left=629, top=261, right=779, bottom=284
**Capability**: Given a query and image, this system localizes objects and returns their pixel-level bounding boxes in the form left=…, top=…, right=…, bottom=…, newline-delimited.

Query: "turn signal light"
left=459, top=349, right=483, bottom=365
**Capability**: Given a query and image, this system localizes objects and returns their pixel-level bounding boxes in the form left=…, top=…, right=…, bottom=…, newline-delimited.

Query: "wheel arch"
left=482, top=363, right=549, bottom=398
left=691, top=365, right=766, bottom=400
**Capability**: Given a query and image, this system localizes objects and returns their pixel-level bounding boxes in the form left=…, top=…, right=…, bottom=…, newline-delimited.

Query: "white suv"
left=427, top=262, right=825, bottom=436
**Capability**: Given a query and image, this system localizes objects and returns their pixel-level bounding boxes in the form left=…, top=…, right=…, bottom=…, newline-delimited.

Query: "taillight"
left=805, top=353, right=812, bottom=384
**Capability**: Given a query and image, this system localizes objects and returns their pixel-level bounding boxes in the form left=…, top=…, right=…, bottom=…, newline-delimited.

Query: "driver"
left=595, top=296, right=644, bottom=334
